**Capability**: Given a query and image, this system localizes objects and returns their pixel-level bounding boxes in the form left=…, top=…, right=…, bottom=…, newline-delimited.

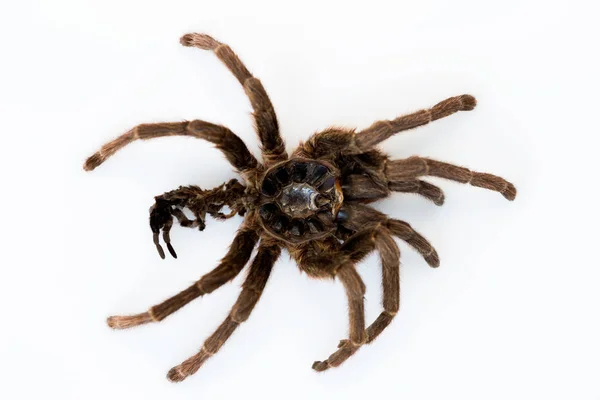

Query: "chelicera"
left=84, top=33, right=516, bottom=382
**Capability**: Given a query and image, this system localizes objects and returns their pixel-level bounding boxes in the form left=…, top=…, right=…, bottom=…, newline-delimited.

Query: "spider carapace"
left=259, top=159, right=343, bottom=244
left=84, top=33, right=516, bottom=382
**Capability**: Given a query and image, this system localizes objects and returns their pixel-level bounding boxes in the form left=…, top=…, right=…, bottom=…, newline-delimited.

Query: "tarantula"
left=84, top=33, right=516, bottom=382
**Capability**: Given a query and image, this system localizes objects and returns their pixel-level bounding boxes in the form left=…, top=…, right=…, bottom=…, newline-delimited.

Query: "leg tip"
left=433, top=192, right=445, bottom=206
left=312, top=360, right=329, bottom=372
left=418, top=181, right=445, bottom=206
left=502, top=183, right=517, bottom=201
left=106, top=316, right=121, bottom=329
left=107, top=312, right=153, bottom=329
left=166, top=243, right=178, bottom=259
left=180, top=33, right=220, bottom=50
left=83, top=153, right=103, bottom=171
left=179, top=33, right=195, bottom=47
left=459, top=95, right=477, bottom=111
left=156, top=244, right=166, bottom=260
left=426, top=251, right=440, bottom=268
left=167, top=367, right=187, bottom=383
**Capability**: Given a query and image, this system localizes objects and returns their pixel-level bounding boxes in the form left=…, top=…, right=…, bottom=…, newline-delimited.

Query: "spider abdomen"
left=258, top=159, right=343, bottom=243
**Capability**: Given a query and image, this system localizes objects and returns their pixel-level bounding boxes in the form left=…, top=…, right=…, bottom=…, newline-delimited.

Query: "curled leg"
left=167, top=243, right=281, bottom=382
left=386, top=219, right=439, bottom=268
left=149, top=180, right=246, bottom=259
left=342, top=174, right=445, bottom=205
left=181, top=33, right=287, bottom=165
left=338, top=203, right=439, bottom=268
left=389, top=180, right=445, bottom=206
left=150, top=199, right=177, bottom=259
left=83, top=120, right=258, bottom=175
left=341, top=173, right=390, bottom=203
left=386, top=156, right=517, bottom=200
left=171, top=208, right=201, bottom=228
left=106, top=228, right=258, bottom=329
left=312, top=265, right=366, bottom=372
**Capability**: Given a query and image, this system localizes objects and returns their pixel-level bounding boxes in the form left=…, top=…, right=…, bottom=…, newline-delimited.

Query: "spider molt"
left=84, top=33, right=517, bottom=382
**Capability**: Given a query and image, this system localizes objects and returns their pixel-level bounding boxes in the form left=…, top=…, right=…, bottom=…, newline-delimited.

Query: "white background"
left=1, top=1, right=598, bottom=399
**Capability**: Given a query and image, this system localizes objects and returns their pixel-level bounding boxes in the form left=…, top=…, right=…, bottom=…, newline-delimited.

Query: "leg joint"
left=201, top=345, right=216, bottom=356
left=147, top=308, right=160, bottom=322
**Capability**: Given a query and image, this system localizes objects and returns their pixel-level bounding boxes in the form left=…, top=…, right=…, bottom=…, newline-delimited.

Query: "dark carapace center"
left=279, top=183, right=320, bottom=218
left=258, top=159, right=343, bottom=242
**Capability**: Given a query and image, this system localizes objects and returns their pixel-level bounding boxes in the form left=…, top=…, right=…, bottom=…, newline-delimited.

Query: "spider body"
left=84, top=33, right=516, bottom=382
left=259, top=159, right=342, bottom=244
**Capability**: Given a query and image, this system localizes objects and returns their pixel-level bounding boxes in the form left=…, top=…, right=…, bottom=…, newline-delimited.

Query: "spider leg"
left=355, top=94, right=477, bottom=152
left=83, top=120, right=258, bottom=177
left=389, top=180, right=445, bottom=206
left=364, top=230, right=400, bottom=343
left=106, top=228, right=258, bottom=329
left=149, top=181, right=245, bottom=259
left=312, top=264, right=366, bottom=372
left=386, top=219, right=439, bottom=267
left=171, top=208, right=200, bottom=228
left=386, top=156, right=517, bottom=200
left=295, top=228, right=404, bottom=371
left=311, top=223, right=429, bottom=371
left=295, top=95, right=476, bottom=159
left=152, top=216, right=176, bottom=259
left=336, top=228, right=400, bottom=350
left=167, top=243, right=280, bottom=382
left=339, top=203, right=439, bottom=268
left=181, top=33, right=287, bottom=166
left=342, top=173, right=445, bottom=206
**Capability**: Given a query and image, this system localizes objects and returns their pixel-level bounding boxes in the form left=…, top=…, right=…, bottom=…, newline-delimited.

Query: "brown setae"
left=84, top=33, right=517, bottom=382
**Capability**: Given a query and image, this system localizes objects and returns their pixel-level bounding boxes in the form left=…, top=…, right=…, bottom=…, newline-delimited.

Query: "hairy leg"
left=385, top=219, right=439, bottom=267
left=106, top=228, right=258, bottom=329
left=337, top=229, right=401, bottom=349
left=341, top=174, right=390, bottom=203
left=83, top=120, right=258, bottom=175
left=312, top=264, right=366, bottom=372
left=167, top=243, right=281, bottom=382
left=338, top=203, right=439, bottom=268
left=355, top=94, right=477, bottom=151
left=341, top=174, right=445, bottom=206
left=386, top=156, right=517, bottom=200
left=366, top=230, right=400, bottom=343
left=181, top=33, right=287, bottom=165
left=389, top=180, right=445, bottom=206
left=299, top=229, right=398, bottom=371
left=309, top=227, right=403, bottom=370
left=295, top=95, right=476, bottom=159
left=149, top=180, right=246, bottom=258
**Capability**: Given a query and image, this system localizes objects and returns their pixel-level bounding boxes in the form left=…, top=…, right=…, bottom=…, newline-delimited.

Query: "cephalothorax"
left=84, top=33, right=516, bottom=382
left=259, top=159, right=343, bottom=243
